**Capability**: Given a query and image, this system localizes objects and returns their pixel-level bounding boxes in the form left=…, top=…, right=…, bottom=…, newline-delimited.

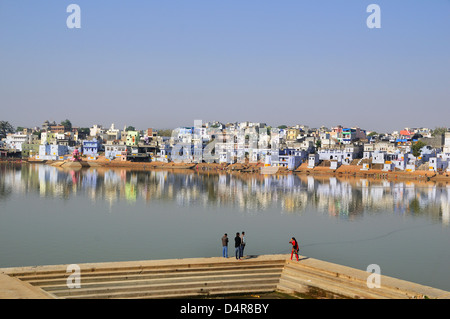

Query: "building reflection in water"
left=0, top=164, right=449, bottom=225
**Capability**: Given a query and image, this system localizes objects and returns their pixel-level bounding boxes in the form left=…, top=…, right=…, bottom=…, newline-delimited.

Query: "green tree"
left=126, top=126, right=136, bottom=132
left=78, top=128, right=90, bottom=135
left=33, top=130, right=42, bottom=139
left=157, top=129, right=173, bottom=137
left=411, top=140, right=427, bottom=157
left=0, top=121, right=15, bottom=138
left=315, top=139, right=322, bottom=149
left=61, top=119, right=72, bottom=130
left=431, top=127, right=447, bottom=137
left=278, top=125, right=287, bottom=129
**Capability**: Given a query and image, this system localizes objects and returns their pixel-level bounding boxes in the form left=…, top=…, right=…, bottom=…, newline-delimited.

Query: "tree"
left=431, top=127, right=447, bottom=137
left=33, top=130, right=42, bottom=139
left=61, top=119, right=72, bottom=131
left=315, top=139, right=322, bottom=149
left=126, top=126, right=136, bottom=132
left=78, top=128, right=90, bottom=135
left=157, top=129, right=173, bottom=137
left=278, top=125, right=287, bottom=129
left=0, top=121, right=14, bottom=138
left=411, top=140, right=427, bottom=157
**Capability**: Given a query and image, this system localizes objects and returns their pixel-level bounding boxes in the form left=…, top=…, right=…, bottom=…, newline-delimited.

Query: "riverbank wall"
left=17, top=158, right=450, bottom=183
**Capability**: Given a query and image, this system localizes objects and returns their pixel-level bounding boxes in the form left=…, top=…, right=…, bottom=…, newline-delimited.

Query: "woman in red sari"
left=289, top=237, right=299, bottom=261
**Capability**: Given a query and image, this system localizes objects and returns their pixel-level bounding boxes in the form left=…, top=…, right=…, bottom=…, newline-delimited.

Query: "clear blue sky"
left=1, top=0, right=449, bottom=132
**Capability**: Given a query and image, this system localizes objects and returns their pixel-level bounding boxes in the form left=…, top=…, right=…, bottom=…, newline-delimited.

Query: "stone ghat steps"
left=52, top=278, right=281, bottom=299
left=15, top=260, right=285, bottom=299
left=25, top=268, right=283, bottom=287
left=6, top=256, right=447, bottom=299
left=279, top=262, right=418, bottom=299
left=12, top=260, right=286, bottom=280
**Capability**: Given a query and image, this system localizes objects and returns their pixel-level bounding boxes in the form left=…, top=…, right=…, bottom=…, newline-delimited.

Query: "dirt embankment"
left=293, top=162, right=450, bottom=183
left=20, top=157, right=450, bottom=183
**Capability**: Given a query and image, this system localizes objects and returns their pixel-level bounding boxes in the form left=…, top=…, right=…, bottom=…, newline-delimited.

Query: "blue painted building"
left=82, top=139, right=101, bottom=156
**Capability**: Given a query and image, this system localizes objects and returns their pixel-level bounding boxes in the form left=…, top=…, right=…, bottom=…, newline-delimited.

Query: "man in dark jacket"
left=234, top=232, right=241, bottom=260
left=222, top=234, right=229, bottom=258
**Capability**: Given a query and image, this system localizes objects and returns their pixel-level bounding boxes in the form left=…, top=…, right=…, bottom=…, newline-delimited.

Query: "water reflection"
left=1, top=164, right=449, bottom=225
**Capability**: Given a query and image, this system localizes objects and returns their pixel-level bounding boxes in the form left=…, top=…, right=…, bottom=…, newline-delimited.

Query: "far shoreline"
left=3, top=157, right=450, bottom=184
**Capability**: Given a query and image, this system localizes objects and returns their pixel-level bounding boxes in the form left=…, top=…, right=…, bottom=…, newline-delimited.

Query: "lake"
left=1, top=163, right=450, bottom=291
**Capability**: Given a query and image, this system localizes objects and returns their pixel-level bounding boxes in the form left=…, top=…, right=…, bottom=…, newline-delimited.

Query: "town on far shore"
left=1, top=119, right=450, bottom=175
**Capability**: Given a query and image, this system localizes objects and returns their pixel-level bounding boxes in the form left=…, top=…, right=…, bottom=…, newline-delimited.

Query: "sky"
left=0, top=0, right=449, bottom=132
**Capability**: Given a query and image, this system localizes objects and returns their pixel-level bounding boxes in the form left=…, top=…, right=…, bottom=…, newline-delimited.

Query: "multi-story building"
left=36, top=144, right=69, bottom=160
left=444, top=132, right=450, bottom=154
left=90, top=124, right=105, bottom=137
left=50, top=125, right=66, bottom=134
left=4, top=133, right=29, bottom=151
left=21, top=143, right=40, bottom=158
left=126, top=131, right=140, bottom=147
left=104, top=142, right=127, bottom=159
left=286, top=128, right=300, bottom=141
left=105, top=123, right=121, bottom=141
left=82, top=139, right=102, bottom=156
left=40, top=131, right=56, bottom=145
left=341, top=127, right=366, bottom=144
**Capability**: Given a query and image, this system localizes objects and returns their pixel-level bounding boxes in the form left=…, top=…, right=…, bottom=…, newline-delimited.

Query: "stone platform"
left=1, top=254, right=449, bottom=299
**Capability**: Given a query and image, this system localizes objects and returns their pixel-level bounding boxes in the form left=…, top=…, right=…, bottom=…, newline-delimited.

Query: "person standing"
left=221, top=233, right=229, bottom=258
left=289, top=237, right=299, bottom=261
left=234, top=232, right=241, bottom=260
left=240, top=231, right=246, bottom=259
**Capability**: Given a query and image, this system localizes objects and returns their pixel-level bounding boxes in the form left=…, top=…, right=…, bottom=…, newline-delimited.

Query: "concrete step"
left=281, top=266, right=411, bottom=299
left=53, top=278, right=280, bottom=299
left=282, top=265, right=400, bottom=298
left=17, top=261, right=285, bottom=282
left=66, top=284, right=278, bottom=299
left=125, top=287, right=277, bottom=299
left=279, top=273, right=384, bottom=299
left=28, top=268, right=284, bottom=287
left=40, top=271, right=283, bottom=292
left=11, top=259, right=285, bottom=276
left=283, top=262, right=415, bottom=298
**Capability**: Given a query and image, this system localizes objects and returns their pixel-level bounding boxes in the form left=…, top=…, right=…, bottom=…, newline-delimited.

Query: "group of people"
left=221, top=232, right=246, bottom=260
left=221, top=233, right=301, bottom=262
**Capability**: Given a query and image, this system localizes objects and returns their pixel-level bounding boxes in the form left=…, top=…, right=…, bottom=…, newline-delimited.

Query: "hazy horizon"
left=1, top=1, right=449, bottom=132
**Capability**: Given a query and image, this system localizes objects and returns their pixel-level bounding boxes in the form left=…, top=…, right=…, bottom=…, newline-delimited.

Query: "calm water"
left=1, top=163, right=450, bottom=291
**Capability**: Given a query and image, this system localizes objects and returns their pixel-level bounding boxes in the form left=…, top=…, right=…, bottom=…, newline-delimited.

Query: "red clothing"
left=290, top=239, right=299, bottom=261
left=290, top=240, right=299, bottom=251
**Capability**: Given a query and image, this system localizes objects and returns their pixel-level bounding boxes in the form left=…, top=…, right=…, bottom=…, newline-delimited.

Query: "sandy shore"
left=294, top=162, right=450, bottom=183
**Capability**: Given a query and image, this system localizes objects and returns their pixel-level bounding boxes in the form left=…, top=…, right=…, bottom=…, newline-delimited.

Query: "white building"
left=104, top=143, right=127, bottom=159
left=90, top=124, right=105, bottom=137
left=106, top=123, right=121, bottom=140
left=371, top=151, right=386, bottom=164
left=4, top=133, right=29, bottom=151
left=318, top=149, right=345, bottom=163
left=444, top=132, right=450, bottom=154
left=36, top=144, right=69, bottom=160
left=429, top=155, right=449, bottom=172
left=307, top=154, right=319, bottom=168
